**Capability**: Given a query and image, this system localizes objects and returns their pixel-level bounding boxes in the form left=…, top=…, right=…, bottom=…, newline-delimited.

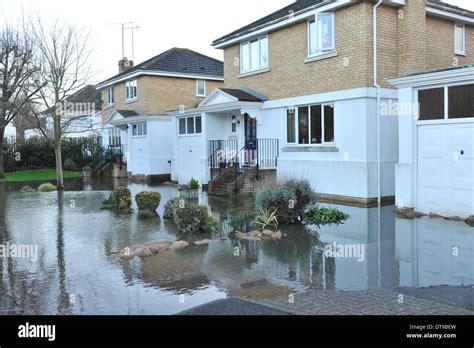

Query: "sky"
left=1, top=0, right=473, bottom=84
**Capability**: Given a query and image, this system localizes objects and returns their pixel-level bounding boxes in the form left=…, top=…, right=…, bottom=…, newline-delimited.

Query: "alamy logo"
left=0, top=242, right=38, bottom=262
left=18, top=322, right=56, bottom=341
left=324, top=242, right=365, bottom=262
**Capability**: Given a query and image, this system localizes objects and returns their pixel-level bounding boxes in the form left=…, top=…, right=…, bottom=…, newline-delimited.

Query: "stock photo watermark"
left=0, top=242, right=38, bottom=262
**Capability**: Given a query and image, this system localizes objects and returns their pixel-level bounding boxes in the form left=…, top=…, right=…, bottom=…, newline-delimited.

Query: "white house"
left=389, top=65, right=474, bottom=218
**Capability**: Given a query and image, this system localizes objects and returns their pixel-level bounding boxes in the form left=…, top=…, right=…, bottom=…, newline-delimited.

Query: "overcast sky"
left=1, top=0, right=473, bottom=83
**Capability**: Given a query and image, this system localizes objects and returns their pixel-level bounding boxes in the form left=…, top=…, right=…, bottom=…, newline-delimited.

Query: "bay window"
left=308, top=13, right=335, bottom=57
left=240, top=36, right=269, bottom=73
left=287, top=104, right=335, bottom=145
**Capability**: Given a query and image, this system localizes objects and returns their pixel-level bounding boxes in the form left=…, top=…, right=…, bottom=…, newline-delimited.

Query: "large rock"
left=193, top=239, right=221, bottom=246
left=465, top=215, right=474, bottom=227
left=170, top=241, right=189, bottom=250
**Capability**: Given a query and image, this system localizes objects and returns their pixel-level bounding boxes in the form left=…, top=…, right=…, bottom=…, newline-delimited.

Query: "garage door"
left=178, top=136, right=203, bottom=184
left=417, top=122, right=474, bottom=217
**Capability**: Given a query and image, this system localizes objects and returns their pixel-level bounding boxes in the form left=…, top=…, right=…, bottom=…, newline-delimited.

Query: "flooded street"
left=0, top=178, right=472, bottom=315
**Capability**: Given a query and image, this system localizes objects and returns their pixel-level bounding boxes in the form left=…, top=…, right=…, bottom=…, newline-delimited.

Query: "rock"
left=119, top=247, right=135, bottom=259
left=262, top=230, right=275, bottom=237
left=450, top=216, right=464, bottom=222
left=133, top=246, right=154, bottom=258
left=248, top=231, right=262, bottom=237
left=170, top=241, right=189, bottom=250
left=235, top=231, right=262, bottom=241
left=193, top=239, right=221, bottom=246
left=142, top=240, right=172, bottom=247
left=465, top=215, right=474, bottom=227
left=20, top=185, right=35, bottom=192
left=396, top=208, right=426, bottom=220
left=272, top=231, right=282, bottom=240
left=147, top=243, right=170, bottom=253
left=429, top=213, right=445, bottom=220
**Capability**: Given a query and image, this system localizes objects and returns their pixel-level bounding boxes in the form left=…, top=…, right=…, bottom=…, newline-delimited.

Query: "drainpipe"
left=373, top=0, right=383, bottom=288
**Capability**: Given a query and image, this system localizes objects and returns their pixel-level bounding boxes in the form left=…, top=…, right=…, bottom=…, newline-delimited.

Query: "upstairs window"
left=196, top=80, right=206, bottom=97
left=455, top=24, right=465, bottom=55
left=126, top=79, right=137, bottom=101
left=308, top=13, right=335, bottom=57
left=107, top=87, right=114, bottom=105
left=240, top=36, right=269, bottom=73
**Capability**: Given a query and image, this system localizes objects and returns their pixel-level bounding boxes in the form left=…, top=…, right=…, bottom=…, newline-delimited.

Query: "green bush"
left=20, top=185, right=35, bottom=192
left=188, top=178, right=200, bottom=190
left=163, top=197, right=184, bottom=220
left=112, top=186, right=132, bottom=211
left=229, top=210, right=256, bottom=231
left=135, top=191, right=161, bottom=214
left=63, top=159, right=76, bottom=171
left=38, top=183, right=56, bottom=192
left=255, top=208, right=279, bottom=231
left=305, top=207, right=348, bottom=226
left=174, top=204, right=220, bottom=236
left=83, top=165, right=92, bottom=172
left=256, top=179, right=317, bottom=224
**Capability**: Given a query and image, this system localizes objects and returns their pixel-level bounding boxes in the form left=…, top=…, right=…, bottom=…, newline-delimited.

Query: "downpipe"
left=373, top=0, right=383, bottom=288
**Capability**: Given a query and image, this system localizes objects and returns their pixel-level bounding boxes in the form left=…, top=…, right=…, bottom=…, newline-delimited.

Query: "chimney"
left=119, top=57, right=134, bottom=73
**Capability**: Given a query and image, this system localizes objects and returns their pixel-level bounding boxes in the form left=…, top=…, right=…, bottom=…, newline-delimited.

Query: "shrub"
left=20, top=185, right=35, bottom=192
left=174, top=204, right=220, bottom=236
left=135, top=191, right=161, bottom=215
left=38, top=183, right=56, bottom=192
left=255, top=208, right=279, bottom=231
left=229, top=210, right=256, bottom=231
left=82, top=165, right=92, bottom=172
left=305, top=207, right=348, bottom=226
left=188, top=178, right=200, bottom=190
left=163, top=197, right=184, bottom=220
left=255, top=178, right=317, bottom=224
left=63, top=159, right=76, bottom=171
left=112, top=186, right=132, bottom=211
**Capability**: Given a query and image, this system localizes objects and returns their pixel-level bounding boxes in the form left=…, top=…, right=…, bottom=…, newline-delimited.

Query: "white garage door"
left=178, top=136, right=203, bottom=184
left=417, top=122, right=474, bottom=217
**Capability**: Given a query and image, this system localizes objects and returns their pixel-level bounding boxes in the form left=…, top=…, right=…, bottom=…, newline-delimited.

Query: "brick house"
left=96, top=48, right=224, bottom=179
left=170, top=0, right=474, bottom=214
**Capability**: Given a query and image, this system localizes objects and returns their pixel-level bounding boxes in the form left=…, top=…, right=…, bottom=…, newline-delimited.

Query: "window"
left=126, top=79, right=137, bottom=101
left=287, top=104, right=334, bottom=145
left=132, top=122, right=147, bottom=136
left=455, top=24, right=465, bottom=55
left=178, top=116, right=202, bottom=135
left=109, top=128, right=121, bottom=146
left=308, top=13, right=335, bottom=57
left=232, top=116, right=237, bottom=133
left=418, top=84, right=474, bottom=121
left=448, top=84, right=474, bottom=119
left=107, top=87, right=114, bottom=105
left=240, top=36, right=269, bottom=73
left=196, top=80, right=206, bottom=97
left=418, top=88, right=445, bottom=121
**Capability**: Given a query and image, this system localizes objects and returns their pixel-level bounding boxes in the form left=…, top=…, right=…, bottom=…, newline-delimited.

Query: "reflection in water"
left=0, top=178, right=472, bottom=314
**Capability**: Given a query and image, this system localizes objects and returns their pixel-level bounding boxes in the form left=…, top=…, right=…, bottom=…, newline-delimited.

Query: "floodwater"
left=0, top=178, right=472, bottom=314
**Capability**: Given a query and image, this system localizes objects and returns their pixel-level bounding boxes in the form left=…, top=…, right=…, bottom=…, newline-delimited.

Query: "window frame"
left=417, top=82, right=474, bottom=122
left=125, top=79, right=138, bottom=102
left=240, top=36, right=269, bottom=74
left=196, top=80, right=206, bottom=97
left=286, top=103, right=335, bottom=146
left=131, top=122, right=147, bottom=137
left=454, top=24, right=466, bottom=56
left=308, top=12, right=336, bottom=58
left=107, top=87, right=114, bottom=105
left=178, top=115, right=203, bottom=136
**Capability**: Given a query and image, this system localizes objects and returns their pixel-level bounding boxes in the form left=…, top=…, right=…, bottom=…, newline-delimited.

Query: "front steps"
left=208, top=167, right=276, bottom=196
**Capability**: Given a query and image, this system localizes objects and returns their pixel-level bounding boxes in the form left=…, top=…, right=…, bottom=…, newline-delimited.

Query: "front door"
left=244, top=114, right=257, bottom=150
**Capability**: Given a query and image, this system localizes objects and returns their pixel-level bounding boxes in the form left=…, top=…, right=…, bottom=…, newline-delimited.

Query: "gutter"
left=373, top=0, right=383, bottom=288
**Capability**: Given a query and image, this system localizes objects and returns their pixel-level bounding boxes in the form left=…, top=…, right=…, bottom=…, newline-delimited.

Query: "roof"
left=213, top=0, right=324, bottom=47
left=115, top=110, right=142, bottom=118
left=427, top=0, right=474, bottom=18
left=220, top=88, right=265, bottom=102
left=213, top=0, right=474, bottom=47
left=402, top=64, right=474, bottom=78
left=99, top=48, right=223, bottom=86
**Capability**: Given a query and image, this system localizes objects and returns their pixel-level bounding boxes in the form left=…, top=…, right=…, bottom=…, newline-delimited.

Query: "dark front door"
left=244, top=113, right=257, bottom=150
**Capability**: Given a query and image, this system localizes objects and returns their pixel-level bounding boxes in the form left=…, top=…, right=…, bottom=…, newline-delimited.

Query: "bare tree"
left=0, top=19, right=42, bottom=178
left=31, top=16, right=94, bottom=189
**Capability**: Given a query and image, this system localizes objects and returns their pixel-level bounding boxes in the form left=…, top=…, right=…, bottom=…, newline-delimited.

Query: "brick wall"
left=101, top=76, right=223, bottom=122
left=223, top=0, right=474, bottom=99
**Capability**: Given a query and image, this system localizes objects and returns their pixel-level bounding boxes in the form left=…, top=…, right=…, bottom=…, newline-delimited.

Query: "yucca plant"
left=255, top=208, right=279, bottom=231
